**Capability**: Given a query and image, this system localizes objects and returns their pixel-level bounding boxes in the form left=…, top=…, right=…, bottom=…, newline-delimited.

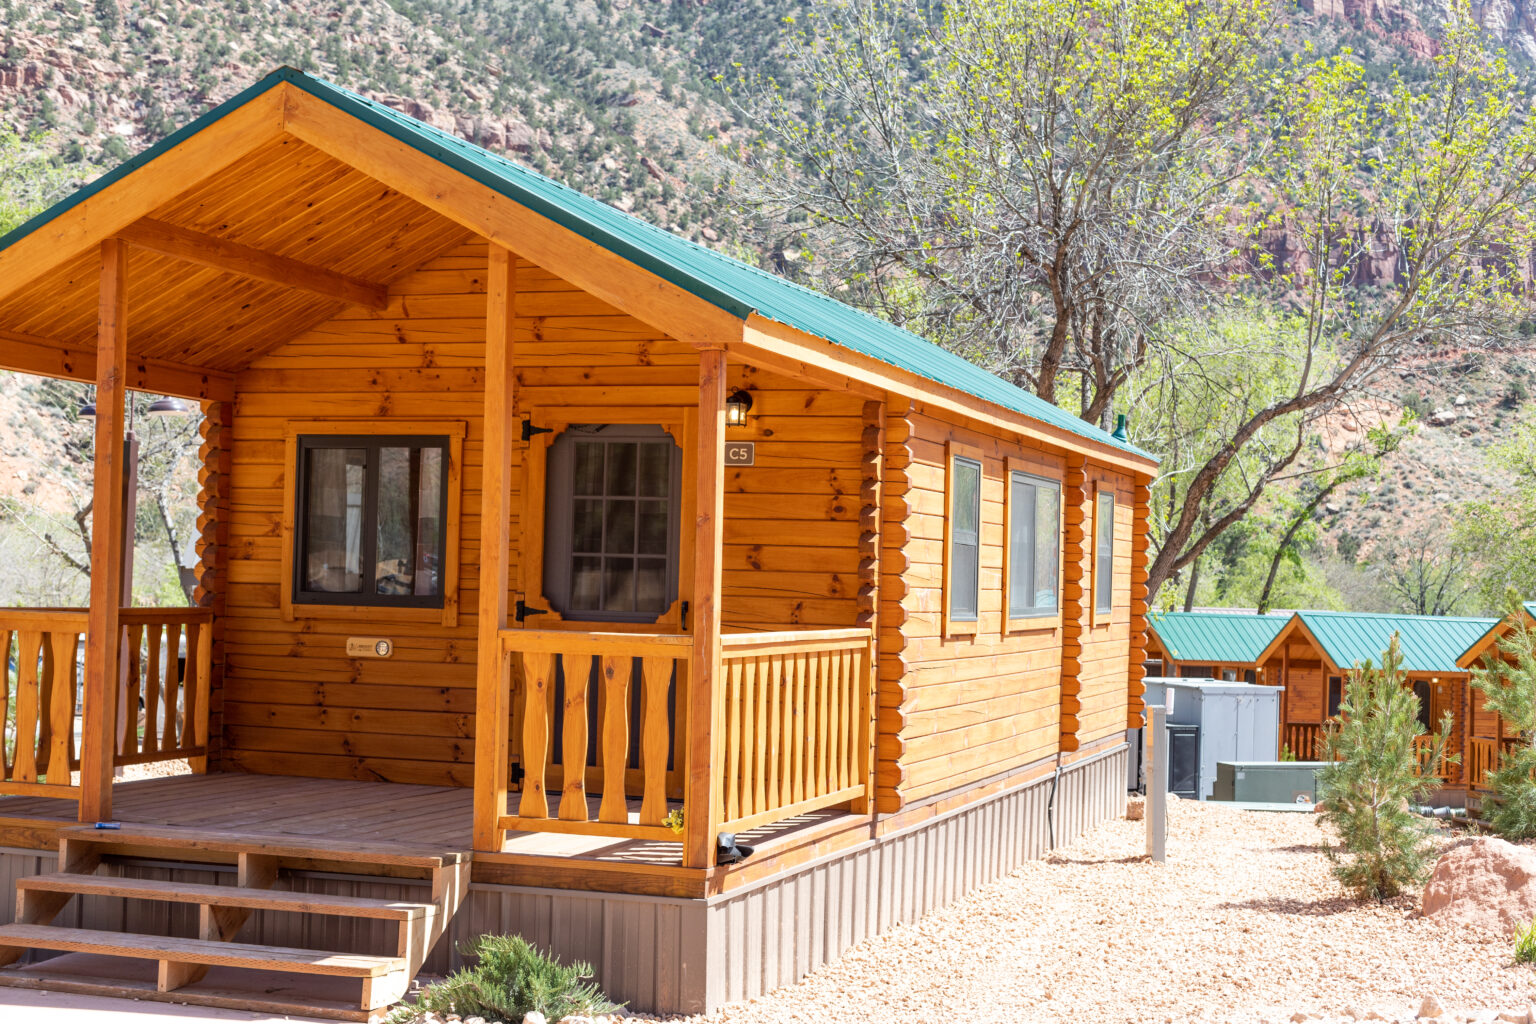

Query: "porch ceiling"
left=0, top=135, right=472, bottom=379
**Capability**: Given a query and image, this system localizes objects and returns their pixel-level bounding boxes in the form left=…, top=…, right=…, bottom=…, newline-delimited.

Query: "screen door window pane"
left=949, top=457, right=981, bottom=622
left=302, top=447, right=366, bottom=593
left=573, top=442, right=603, bottom=496
left=604, top=500, right=636, bottom=554
left=638, top=443, right=671, bottom=498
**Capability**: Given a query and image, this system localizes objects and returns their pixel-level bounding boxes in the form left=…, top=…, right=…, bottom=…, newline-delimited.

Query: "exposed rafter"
left=118, top=218, right=389, bottom=310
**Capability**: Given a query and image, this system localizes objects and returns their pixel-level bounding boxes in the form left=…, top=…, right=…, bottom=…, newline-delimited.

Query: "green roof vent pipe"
left=1111, top=413, right=1129, bottom=443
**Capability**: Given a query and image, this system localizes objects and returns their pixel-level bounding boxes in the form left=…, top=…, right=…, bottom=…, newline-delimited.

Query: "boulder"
left=1422, top=837, right=1536, bottom=937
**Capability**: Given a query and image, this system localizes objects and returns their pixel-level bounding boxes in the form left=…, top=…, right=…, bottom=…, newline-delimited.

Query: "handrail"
left=497, top=629, right=693, bottom=843
left=717, top=627, right=874, bottom=836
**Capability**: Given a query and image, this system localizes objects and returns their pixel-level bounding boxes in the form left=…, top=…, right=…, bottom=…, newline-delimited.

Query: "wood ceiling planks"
left=0, top=136, right=474, bottom=376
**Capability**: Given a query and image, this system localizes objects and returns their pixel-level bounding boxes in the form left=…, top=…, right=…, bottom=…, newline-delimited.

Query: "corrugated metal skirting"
left=0, top=743, right=1125, bottom=1015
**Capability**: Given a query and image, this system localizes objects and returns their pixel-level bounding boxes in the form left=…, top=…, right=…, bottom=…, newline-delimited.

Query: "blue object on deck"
left=92, top=822, right=121, bottom=830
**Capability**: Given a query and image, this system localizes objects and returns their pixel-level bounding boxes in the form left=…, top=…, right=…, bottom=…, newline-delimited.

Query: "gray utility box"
left=1142, top=678, right=1282, bottom=800
left=1213, top=761, right=1327, bottom=805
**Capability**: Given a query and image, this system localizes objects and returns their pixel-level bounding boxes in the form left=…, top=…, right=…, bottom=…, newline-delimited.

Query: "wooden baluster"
left=839, top=647, right=854, bottom=791
left=164, top=623, right=182, bottom=753
left=143, top=623, right=162, bottom=758
left=518, top=653, right=553, bottom=818
left=638, top=656, right=672, bottom=826
left=1, top=630, right=11, bottom=780
left=121, top=623, right=143, bottom=759
left=818, top=650, right=833, bottom=797
left=14, top=631, right=42, bottom=782
left=192, top=619, right=211, bottom=770
left=48, top=632, right=75, bottom=788
left=790, top=652, right=806, bottom=806
left=724, top=655, right=744, bottom=823
left=803, top=650, right=819, bottom=801
left=598, top=655, right=632, bottom=825
left=36, top=630, right=54, bottom=777
left=767, top=654, right=783, bottom=812
left=751, top=656, right=767, bottom=817
left=559, top=653, right=592, bottom=821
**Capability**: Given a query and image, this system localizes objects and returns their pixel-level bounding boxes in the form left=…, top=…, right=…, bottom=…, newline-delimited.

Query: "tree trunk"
left=1183, top=556, right=1201, bottom=612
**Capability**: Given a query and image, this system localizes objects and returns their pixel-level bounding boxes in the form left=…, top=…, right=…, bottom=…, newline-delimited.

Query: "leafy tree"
left=0, top=125, right=87, bottom=235
left=1373, top=526, right=1477, bottom=616
left=1455, top=420, right=1536, bottom=610
left=1471, top=608, right=1536, bottom=841
left=1317, top=636, right=1454, bottom=901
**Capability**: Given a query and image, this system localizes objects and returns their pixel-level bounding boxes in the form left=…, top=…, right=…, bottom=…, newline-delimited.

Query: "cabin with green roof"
left=1255, top=610, right=1502, bottom=798
left=1144, top=610, right=1290, bottom=682
left=0, top=68, right=1156, bottom=1018
left=1456, top=602, right=1536, bottom=801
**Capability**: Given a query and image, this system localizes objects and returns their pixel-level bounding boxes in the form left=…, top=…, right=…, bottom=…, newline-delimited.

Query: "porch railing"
left=1468, top=735, right=1524, bottom=790
left=117, top=608, right=213, bottom=770
left=1283, top=722, right=1325, bottom=761
left=1412, top=734, right=1453, bottom=780
left=496, top=626, right=874, bottom=849
left=1, top=607, right=213, bottom=805
left=1, top=609, right=88, bottom=799
left=717, top=629, right=872, bottom=835
left=501, top=630, right=694, bottom=842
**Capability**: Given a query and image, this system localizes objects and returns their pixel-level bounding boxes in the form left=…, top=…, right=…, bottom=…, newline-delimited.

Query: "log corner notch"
left=1058, top=454, right=1090, bottom=755
left=874, top=396, right=912, bottom=812
left=1127, top=479, right=1153, bottom=731
left=192, top=400, right=233, bottom=773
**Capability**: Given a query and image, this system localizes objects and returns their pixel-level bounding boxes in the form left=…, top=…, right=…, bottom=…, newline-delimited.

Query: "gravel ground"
left=634, top=799, right=1536, bottom=1024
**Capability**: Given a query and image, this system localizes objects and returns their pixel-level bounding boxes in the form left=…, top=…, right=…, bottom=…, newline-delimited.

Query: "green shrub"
left=1472, top=609, right=1536, bottom=841
left=1317, top=635, right=1455, bottom=901
left=388, top=934, right=618, bottom=1024
left=1516, top=917, right=1536, bottom=965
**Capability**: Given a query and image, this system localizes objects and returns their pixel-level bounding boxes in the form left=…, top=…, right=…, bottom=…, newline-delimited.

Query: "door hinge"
left=514, top=599, right=548, bottom=623
left=522, top=419, right=554, bottom=442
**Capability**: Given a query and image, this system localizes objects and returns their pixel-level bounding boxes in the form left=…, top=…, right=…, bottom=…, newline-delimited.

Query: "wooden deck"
left=0, top=772, right=860, bottom=897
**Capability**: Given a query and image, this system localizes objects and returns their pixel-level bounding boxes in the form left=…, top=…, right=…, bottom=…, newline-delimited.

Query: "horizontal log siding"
left=1076, top=465, right=1134, bottom=747
left=893, top=410, right=1071, bottom=804
left=219, top=241, right=862, bottom=785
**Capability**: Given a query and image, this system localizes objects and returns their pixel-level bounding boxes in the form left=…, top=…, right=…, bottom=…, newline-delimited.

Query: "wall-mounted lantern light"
left=725, top=389, right=754, bottom=427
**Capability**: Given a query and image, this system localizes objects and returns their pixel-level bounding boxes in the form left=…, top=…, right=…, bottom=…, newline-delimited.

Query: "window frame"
left=1092, top=484, right=1117, bottom=623
left=280, top=420, right=465, bottom=627
left=943, top=440, right=984, bottom=638
left=1004, top=458, right=1062, bottom=632
left=521, top=408, right=694, bottom=633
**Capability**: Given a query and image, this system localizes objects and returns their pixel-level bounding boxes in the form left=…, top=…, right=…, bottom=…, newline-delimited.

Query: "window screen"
left=949, top=456, right=981, bottom=623
left=1007, top=472, right=1060, bottom=619
left=294, top=435, right=448, bottom=607
left=544, top=424, right=682, bottom=622
left=1095, top=490, right=1115, bottom=615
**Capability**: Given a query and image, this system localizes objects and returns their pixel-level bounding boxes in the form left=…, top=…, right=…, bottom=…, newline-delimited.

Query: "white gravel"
left=635, top=800, right=1536, bottom=1024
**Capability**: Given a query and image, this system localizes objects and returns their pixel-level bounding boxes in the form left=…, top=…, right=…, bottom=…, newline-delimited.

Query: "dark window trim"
left=292, top=433, right=451, bottom=609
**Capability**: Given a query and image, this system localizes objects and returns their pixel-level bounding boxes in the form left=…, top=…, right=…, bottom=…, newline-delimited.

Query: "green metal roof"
left=0, top=67, right=1152, bottom=463
left=1294, top=611, right=1498, bottom=675
left=1146, top=611, right=1289, bottom=665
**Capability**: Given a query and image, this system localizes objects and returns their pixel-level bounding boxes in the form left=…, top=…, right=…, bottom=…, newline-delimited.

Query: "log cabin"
left=1456, top=602, right=1535, bottom=805
left=1144, top=610, right=1289, bottom=683
left=1254, top=610, right=1496, bottom=797
left=0, top=68, right=1156, bottom=1019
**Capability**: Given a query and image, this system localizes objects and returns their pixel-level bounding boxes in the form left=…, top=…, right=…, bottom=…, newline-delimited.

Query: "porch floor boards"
left=0, top=772, right=850, bottom=869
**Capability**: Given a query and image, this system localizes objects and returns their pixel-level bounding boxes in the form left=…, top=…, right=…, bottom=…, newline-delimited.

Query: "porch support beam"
left=472, top=243, right=517, bottom=852
left=0, top=328, right=234, bottom=403
left=80, top=239, right=129, bottom=823
left=118, top=217, right=389, bottom=310
left=683, top=346, right=726, bottom=870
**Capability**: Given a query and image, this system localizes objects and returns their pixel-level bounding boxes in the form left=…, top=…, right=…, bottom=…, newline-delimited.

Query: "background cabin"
left=1456, top=602, right=1535, bottom=803
left=1144, top=610, right=1289, bottom=683
left=0, top=69, right=1154, bottom=1018
left=1255, top=611, right=1497, bottom=796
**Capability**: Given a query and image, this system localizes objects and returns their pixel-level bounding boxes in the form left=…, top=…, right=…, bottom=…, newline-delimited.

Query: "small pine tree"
left=1317, top=635, right=1455, bottom=901
left=1471, top=607, right=1536, bottom=840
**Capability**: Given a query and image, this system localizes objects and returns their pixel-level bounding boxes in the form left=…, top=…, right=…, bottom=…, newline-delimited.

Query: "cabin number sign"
left=724, top=442, right=755, bottom=466
left=346, top=637, right=394, bottom=658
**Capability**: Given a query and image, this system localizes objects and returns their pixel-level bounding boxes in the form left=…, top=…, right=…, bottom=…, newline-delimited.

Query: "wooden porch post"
left=472, top=244, right=517, bottom=852
left=79, top=239, right=128, bottom=823
left=684, top=346, right=726, bottom=870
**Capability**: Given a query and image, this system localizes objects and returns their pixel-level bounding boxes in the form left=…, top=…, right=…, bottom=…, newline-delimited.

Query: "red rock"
left=1422, top=837, right=1536, bottom=938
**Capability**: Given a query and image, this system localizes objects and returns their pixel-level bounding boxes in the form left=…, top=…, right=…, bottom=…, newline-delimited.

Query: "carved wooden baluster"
left=598, top=655, right=632, bottom=825
left=518, top=653, right=554, bottom=818
left=558, top=654, right=592, bottom=821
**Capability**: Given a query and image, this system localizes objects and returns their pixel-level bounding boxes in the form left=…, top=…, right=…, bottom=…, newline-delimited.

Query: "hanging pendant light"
left=146, top=396, right=192, bottom=417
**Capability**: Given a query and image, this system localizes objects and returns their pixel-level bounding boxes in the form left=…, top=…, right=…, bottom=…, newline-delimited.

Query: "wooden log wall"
left=196, top=401, right=231, bottom=772
left=217, top=241, right=865, bottom=787
left=1127, top=481, right=1151, bottom=729
left=875, top=401, right=912, bottom=812
left=1059, top=456, right=1088, bottom=753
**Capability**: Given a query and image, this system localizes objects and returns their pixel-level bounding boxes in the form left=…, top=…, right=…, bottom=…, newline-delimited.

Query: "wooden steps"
left=0, top=823, right=472, bottom=1022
